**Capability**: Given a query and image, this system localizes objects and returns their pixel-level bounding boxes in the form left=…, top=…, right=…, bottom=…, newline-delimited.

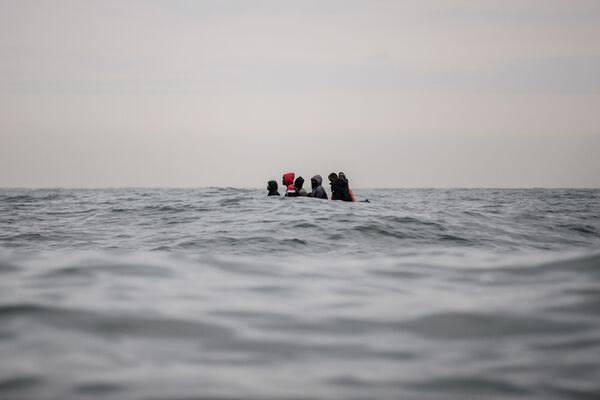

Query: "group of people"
left=267, top=171, right=355, bottom=202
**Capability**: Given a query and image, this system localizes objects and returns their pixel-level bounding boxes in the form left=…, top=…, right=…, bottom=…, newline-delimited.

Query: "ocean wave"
left=399, top=311, right=591, bottom=339
left=1, top=233, right=48, bottom=242
left=1, top=188, right=600, bottom=399
left=0, top=248, right=599, bottom=398
left=2, top=188, right=598, bottom=255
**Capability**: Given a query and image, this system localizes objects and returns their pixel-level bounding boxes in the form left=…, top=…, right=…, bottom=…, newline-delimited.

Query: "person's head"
left=294, top=176, right=304, bottom=190
left=282, top=172, right=295, bottom=186
left=267, top=180, right=278, bottom=192
left=311, top=175, right=322, bottom=189
left=328, top=173, right=338, bottom=183
left=338, top=172, right=347, bottom=180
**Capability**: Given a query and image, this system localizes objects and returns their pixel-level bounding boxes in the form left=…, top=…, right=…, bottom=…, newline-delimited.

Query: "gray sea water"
left=1, top=188, right=600, bottom=399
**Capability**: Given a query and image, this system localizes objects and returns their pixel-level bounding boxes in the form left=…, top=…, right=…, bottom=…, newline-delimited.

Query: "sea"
left=1, top=188, right=599, bottom=400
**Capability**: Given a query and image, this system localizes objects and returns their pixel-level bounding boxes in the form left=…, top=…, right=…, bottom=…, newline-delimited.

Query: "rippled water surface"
left=1, top=188, right=600, bottom=399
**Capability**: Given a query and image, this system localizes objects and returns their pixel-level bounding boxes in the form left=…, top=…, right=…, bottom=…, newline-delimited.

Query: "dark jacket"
left=330, top=177, right=353, bottom=201
left=267, top=180, right=280, bottom=196
left=286, top=175, right=308, bottom=197
left=339, top=172, right=355, bottom=201
left=308, top=175, right=328, bottom=199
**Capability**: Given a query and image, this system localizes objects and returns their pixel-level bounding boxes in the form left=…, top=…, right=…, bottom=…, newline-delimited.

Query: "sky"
left=1, top=0, right=599, bottom=188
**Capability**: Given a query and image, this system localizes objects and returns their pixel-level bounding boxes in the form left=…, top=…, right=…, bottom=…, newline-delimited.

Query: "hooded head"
left=267, top=180, right=278, bottom=192
left=294, top=176, right=305, bottom=190
left=328, top=173, right=338, bottom=183
left=311, top=175, right=322, bottom=189
left=338, top=172, right=347, bottom=180
left=282, top=172, right=295, bottom=186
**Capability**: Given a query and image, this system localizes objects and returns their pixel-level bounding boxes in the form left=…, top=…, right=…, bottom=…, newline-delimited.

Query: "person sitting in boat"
left=267, top=180, right=280, bottom=196
left=293, top=176, right=308, bottom=196
left=282, top=172, right=296, bottom=196
left=285, top=176, right=307, bottom=197
left=339, top=172, right=356, bottom=202
left=328, top=172, right=353, bottom=202
left=308, top=175, right=328, bottom=199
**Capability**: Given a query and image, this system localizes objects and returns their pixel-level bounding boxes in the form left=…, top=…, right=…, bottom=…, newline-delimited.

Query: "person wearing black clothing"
left=285, top=176, right=308, bottom=197
left=338, top=172, right=355, bottom=202
left=328, top=173, right=352, bottom=201
left=267, top=180, right=280, bottom=196
left=294, top=176, right=308, bottom=196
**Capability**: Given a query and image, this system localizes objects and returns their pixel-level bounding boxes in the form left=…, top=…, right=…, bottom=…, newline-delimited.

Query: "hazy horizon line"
left=1, top=186, right=598, bottom=190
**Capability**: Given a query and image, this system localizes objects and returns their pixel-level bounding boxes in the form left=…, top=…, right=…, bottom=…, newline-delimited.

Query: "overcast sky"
left=1, top=0, right=599, bottom=188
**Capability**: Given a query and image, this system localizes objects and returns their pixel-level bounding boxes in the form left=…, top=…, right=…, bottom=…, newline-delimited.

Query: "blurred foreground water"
left=1, top=188, right=599, bottom=399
